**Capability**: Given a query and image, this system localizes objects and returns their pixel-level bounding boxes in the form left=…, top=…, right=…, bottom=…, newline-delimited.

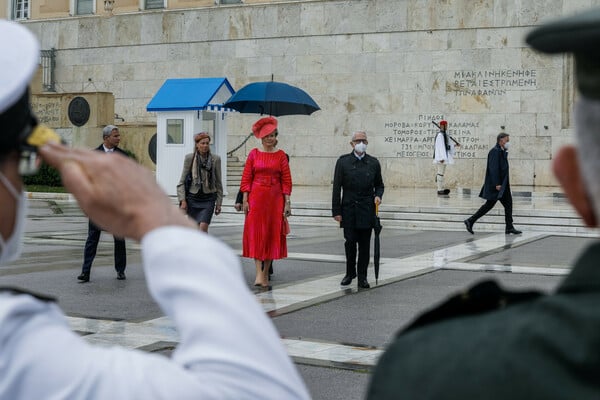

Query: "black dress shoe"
left=437, top=190, right=450, bottom=195
left=77, top=273, right=90, bottom=283
left=340, top=275, right=356, bottom=286
left=505, top=227, right=522, bottom=235
left=464, top=219, right=474, bottom=234
left=358, top=278, right=370, bottom=289
left=117, top=272, right=126, bottom=280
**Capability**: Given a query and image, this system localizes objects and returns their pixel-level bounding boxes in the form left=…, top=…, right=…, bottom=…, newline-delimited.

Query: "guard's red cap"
left=439, top=120, right=448, bottom=126
left=252, top=116, right=278, bottom=139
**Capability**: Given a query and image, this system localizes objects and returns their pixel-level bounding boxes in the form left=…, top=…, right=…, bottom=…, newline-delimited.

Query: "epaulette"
left=0, top=286, right=56, bottom=303
left=399, top=279, right=542, bottom=335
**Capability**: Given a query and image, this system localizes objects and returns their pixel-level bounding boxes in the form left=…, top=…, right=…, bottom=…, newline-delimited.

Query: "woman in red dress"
left=241, top=117, right=292, bottom=287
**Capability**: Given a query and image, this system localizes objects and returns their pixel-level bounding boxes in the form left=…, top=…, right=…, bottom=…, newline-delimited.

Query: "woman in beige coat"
left=177, top=132, right=223, bottom=232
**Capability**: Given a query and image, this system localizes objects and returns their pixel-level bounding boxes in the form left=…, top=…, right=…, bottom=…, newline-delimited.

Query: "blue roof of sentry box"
left=146, top=77, right=236, bottom=112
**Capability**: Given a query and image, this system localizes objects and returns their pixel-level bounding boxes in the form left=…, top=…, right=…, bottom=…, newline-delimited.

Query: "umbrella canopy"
left=223, top=81, right=320, bottom=116
left=374, top=204, right=382, bottom=285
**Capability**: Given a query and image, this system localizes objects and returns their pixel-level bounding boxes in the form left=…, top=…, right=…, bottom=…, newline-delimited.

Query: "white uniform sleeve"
left=433, top=132, right=448, bottom=163
left=448, top=140, right=456, bottom=157
left=0, top=226, right=309, bottom=400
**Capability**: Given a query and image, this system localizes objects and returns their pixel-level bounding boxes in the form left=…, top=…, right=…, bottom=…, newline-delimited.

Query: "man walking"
left=433, top=120, right=458, bottom=195
left=77, top=125, right=128, bottom=282
left=332, top=131, right=384, bottom=289
left=464, top=132, right=521, bottom=235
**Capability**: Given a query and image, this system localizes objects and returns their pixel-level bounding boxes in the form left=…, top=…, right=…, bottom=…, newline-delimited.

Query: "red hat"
left=252, top=116, right=278, bottom=139
left=439, top=120, right=448, bottom=126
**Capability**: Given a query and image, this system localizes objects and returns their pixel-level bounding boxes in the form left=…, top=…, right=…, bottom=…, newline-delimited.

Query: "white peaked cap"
left=0, top=21, right=39, bottom=115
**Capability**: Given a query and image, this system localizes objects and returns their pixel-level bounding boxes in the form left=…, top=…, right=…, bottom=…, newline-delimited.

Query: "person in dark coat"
left=332, top=130, right=384, bottom=289
left=463, top=132, right=522, bottom=235
left=367, top=8, right=600, bottom=399
left=77, top=125, right=128, bottom=282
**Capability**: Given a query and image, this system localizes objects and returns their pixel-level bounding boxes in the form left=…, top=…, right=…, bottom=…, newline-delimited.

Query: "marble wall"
left=19, top=0, right=600, bottom=188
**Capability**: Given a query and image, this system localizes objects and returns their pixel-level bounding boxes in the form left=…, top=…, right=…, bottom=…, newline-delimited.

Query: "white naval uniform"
left=433, top=130, right=455, bottom=191
left=0, top=226, right=310, bottom=400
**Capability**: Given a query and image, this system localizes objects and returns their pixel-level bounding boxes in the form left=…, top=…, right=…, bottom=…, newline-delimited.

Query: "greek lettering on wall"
left=31, top=99, right=61, bottom=128
left=383, top=115, right=486, bottom=159
left=447, top=69, right=537, bottom=96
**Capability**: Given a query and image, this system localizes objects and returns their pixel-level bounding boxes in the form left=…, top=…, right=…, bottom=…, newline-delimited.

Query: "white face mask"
left=354, top=142, right=367, bottom=154
left=0, top=171, right=27, bottom=265
left=503, top=142, right=510, bottom=150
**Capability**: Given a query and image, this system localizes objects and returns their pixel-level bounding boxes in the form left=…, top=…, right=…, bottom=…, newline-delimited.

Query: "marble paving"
left=65, top=229, right=575, bottom=370
left=19, top=187, right=594, bottom=376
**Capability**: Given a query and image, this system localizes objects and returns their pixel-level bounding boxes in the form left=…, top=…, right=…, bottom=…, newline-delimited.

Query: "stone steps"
left=227, top=158, right=244, bottom=187
left=219, top=195, right=589, bottom=235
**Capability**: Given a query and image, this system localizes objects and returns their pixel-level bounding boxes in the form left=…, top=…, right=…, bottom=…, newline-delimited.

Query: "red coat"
left=240, top=148, right=292, bottom=260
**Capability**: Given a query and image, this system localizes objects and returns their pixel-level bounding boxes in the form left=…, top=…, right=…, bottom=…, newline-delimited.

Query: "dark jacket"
left=367, top=242, right=600, bottom=399
left=95, top=144, right=128, bottom=156
left=479, top=144, right=510, bottom=200
left=332, top=152, right=384, bottom=229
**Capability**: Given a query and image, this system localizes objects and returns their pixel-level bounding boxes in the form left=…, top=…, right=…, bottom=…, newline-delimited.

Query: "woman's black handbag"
left=184, top=171, right=192, bottom=193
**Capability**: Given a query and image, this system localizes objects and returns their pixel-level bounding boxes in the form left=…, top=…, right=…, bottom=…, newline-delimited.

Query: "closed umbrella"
left=374, top=203, right=382, bottom=285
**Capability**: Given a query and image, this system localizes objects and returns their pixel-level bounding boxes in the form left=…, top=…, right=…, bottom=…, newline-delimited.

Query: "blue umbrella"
left=224, top=81, right=320, bottom=116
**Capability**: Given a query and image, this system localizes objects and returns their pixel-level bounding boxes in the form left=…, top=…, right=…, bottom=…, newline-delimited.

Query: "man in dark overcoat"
left=332, top=130, right=384, bottom=289
left=464, top=132, right=521, bottom=234
left=367, top=9, right=600, bottom=398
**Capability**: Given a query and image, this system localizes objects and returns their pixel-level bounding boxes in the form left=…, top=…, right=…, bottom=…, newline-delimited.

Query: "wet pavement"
left=2, top=190, right=595, bottom=400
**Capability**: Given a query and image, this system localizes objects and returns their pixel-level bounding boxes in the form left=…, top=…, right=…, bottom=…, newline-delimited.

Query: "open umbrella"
left=374, top=203, right=382, bottom=285
left=223, top=81, right=320, bottom=116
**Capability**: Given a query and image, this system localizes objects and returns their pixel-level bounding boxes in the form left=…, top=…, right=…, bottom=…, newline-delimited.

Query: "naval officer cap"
left=526, top=8, right=600, bottom=100
left=0, top=20, right=40, bottom=157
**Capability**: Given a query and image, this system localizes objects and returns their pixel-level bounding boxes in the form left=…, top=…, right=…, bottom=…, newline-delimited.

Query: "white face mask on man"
left=0, top=171, right=27, bottom=265
left=503, top=142, right=511, bottom=150
left=354, top=142, right=367, bottom=154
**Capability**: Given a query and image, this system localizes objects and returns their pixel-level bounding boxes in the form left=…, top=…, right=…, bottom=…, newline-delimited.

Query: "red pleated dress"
left=240, top=148, right=292, bottom=261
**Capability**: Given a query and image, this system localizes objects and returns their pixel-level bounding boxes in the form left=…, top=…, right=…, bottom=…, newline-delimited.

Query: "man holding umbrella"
left=332, top=131, right=384, bottom=289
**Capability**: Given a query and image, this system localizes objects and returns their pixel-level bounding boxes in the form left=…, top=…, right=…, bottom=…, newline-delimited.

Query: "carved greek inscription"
left=32, top=99, right=61, bottom=127
left=383, top=115, right=485, bottom=159
left=448, top=69, right=537, bottom=96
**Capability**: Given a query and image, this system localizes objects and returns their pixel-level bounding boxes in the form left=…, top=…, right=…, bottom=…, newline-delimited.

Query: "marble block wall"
left=22, top=0, right=600, bottom=188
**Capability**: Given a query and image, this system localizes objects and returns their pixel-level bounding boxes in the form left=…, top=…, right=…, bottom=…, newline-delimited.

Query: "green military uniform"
left=367, top=243, right=600, bottom=399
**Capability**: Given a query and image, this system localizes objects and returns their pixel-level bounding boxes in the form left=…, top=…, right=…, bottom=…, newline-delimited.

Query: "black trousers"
left=468, top=189, right=514, bottom=228
left=343, top=227, right=372, bottom=279
left=81, top=220, right=126, bottom=275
